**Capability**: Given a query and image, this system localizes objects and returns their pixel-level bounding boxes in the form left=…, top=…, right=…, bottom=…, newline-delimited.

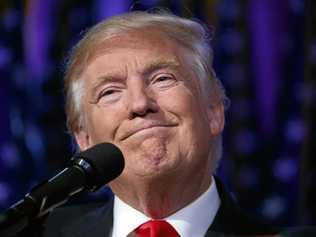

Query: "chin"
left=128, top=155, right=177, bottom=178
left=138, top=137, right=168, bottom=158
left=122, top=137, right=180, bottom=176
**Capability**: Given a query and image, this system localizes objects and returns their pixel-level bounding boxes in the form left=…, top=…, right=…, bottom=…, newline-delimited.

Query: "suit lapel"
left=204, top=176, right=245, bottom=236
left=205, top=177, right=279, bottom=236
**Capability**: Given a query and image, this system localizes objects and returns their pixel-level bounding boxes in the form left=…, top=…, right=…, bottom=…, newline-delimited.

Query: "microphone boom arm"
left=0, top=143, right=124, bottom=237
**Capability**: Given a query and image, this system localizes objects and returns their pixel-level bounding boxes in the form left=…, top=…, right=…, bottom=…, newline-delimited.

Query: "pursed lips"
left=119, top=122, right=177, bottom=141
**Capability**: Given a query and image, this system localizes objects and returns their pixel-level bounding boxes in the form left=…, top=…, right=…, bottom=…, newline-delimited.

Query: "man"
left=32, top=10, right=279, bottom=237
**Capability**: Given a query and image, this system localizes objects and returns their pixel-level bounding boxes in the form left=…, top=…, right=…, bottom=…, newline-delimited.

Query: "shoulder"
left=208, top=176, right=280, bottom=236
left=21, top=198, right=114, bottom=237
left=46, top=202, right=111, bottom=235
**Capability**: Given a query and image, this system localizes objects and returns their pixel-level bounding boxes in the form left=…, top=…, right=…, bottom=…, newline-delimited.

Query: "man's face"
left=75, top=30, right=224, bottom=186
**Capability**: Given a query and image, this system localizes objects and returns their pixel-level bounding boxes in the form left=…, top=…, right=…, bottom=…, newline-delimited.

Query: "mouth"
left=120, top=124, right=177, bottom=141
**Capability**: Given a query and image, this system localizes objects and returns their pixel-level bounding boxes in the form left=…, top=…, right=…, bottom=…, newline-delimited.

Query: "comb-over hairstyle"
left=64, top=10, right=228, bottom=135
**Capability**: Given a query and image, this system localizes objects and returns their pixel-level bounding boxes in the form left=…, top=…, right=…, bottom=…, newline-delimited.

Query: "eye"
left=152, top=74, right=177, bottom=88
left=101, top=89, right=117, bottom=96
left=155, top=76, right=171, bottom=82
left=97, top=87, right=122, bottom=105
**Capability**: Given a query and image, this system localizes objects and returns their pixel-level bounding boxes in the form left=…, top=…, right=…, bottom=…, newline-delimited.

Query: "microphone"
left=0, top=142, right=124, bottom=237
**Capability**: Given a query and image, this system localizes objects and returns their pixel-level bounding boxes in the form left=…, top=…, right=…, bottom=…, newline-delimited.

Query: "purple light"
left=308, top=42, right=316, bottom=64
left=289, top=0, right=304, bottom=14
left=247, top=1, right=288, bottom=137
left=0, top=142, right=20, bottom=169
left=23, top=0, right=57, bottom=82
left=9, top=107, right=24, bottom=139
left=261, top=195, right=285, bottom=220
left=273, top=157, right=298, bottom=183
left=218, top=1, right=240, bottom=21
left=0, top=46, right=12, bottom=69
left=94, top=0, right=132, bottom=21
left=234, top=129, right=256, bottom=154
left=2, top=9, right=20, bottom=31
left=0, top=87, right=10, bottom=145
left=139, top=0, right=159, bottom=7
left=24, top=123, right=44, bottom=162
left=285, top=118, right=305, bottom=144
left=0, top=182, right=10, bottom=205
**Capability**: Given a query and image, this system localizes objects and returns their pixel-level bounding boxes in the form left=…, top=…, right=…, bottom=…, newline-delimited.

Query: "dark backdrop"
left=0, top=0, right=312, bottom=228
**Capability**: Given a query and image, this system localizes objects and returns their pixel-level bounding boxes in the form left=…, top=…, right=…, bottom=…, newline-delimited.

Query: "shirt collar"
left=112, top=176, right=220, bottom=237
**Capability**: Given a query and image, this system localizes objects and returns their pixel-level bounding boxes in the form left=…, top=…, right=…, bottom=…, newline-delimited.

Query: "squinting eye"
left=156, top=76, right=171, bottom=81
left=152, top=75, right=177, bottom=88
left=97, top=88, right=122, bottom=104
left=101, top=89, right=116, bottom=96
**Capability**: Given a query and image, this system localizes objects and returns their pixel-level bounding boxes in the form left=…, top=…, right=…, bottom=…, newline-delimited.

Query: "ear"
left=207, top=102, right=225, bottom=137
left=74, top=129, right=91, bottom=151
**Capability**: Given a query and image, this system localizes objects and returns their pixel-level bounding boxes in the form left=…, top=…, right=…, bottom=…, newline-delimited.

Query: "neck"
left=110, top=172, right=212, bottom=219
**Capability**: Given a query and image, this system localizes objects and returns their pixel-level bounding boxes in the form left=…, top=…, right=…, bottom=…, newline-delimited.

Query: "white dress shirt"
left=111, top=177, right=220, bottom=237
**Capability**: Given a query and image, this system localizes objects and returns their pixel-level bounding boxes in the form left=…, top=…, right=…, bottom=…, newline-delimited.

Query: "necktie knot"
left=131, top=220, right=180, bottom=237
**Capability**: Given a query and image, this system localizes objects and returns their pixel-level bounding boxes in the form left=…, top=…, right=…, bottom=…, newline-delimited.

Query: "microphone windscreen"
left=74, top=143, right=124, bottom=190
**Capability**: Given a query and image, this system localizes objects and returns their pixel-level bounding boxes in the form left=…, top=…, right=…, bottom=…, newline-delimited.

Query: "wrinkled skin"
left=75, top=29, right=224, bottom=218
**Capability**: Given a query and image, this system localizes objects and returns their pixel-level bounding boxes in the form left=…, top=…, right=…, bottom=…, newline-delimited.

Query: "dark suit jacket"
left=20, top=177, right=279, bottom=237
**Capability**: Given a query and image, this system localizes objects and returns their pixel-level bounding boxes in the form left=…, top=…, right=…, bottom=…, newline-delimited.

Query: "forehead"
left=78, top=28, right=202, bottom=99
left=85, top=29, right=189, bottom=71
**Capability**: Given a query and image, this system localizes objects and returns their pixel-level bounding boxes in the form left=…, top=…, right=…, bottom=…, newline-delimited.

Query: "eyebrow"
left=89, top=75, right=121, bottom=99
left=89, top=59, right=181, bottom=96
left=141, top=59, right=181, bottom=77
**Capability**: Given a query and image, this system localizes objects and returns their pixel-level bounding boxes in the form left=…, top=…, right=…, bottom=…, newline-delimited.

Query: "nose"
left=127, top=83, right=158, bottom=119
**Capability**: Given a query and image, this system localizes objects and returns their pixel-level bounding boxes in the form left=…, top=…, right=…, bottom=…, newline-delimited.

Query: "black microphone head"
left=73, top=143, right=124, bottom=191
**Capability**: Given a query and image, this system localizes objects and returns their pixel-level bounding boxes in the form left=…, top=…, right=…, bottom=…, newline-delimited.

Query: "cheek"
left=162, top=87, right=211, bottom=141
left=162, top=85, right=208, bottom=124
left=85, top=106, right=122, bottom=142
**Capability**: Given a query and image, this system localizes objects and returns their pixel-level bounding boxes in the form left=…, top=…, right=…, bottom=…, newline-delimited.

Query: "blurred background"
left=0, top=0, right=313, bottom=228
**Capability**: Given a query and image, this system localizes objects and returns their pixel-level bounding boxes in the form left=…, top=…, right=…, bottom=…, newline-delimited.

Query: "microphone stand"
left=0, top=162, right=87, bottom=237
left=0, top=142, right=124, bottom=237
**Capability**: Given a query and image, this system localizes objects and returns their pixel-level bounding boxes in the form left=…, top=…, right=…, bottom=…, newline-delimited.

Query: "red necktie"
left=132, top=220, right=180, bottom=237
